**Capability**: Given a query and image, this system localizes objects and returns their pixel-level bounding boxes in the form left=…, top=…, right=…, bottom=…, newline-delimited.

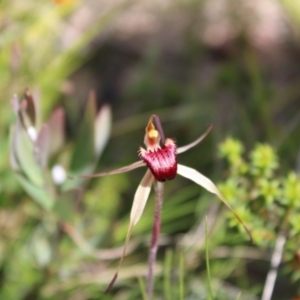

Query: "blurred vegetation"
left=2, top=0, right=300, bottom=299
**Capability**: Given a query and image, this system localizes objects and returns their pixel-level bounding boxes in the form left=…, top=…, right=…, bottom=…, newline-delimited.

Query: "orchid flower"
left=77, top=115, right=251, bottom=297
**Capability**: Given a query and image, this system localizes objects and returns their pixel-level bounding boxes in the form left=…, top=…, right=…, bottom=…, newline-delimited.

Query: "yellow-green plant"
left=219, top=138, right=300, bottom=298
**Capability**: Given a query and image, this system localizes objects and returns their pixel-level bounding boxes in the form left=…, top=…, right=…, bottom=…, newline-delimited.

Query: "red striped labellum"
left=139, top=138, right=177, bottom=182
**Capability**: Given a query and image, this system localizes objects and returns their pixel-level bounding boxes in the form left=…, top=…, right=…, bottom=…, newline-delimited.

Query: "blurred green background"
left=1, top=0, right=300, bottom=299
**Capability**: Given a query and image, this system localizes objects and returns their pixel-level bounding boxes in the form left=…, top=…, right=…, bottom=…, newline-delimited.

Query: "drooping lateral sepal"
left=139, top=138, right=177, bottom=182
left=176, top=164, right=253, bottom=242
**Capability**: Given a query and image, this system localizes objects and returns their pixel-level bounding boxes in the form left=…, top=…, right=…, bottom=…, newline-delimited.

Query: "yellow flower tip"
left=148, top=129, right=159, bottom=139
left=145, top=116, right=156, bottom=133
left=144, top=116, right=160, bottom=150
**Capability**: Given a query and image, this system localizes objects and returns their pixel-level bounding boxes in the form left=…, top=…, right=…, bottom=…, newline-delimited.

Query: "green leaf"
left=30, top=225, right=52, bottom=267
left=250, top=143, right=278, bottom=178
left=9, top=125, right=19, bottom=171
left=164, top=249, right=173, bottom=300
left=24, top=88, right=36, bottom=126
left=283, top=172, right=300, bottom=207
left=16, top=174, right=54, bottom=210
left=11, top=122, right=44, bottom=187
left=205, top=217, right=214, bottom=300
left=219, top=138, right=244, bottom=161
left=47, top=107, right=65, bottom=156
left=69, top=95, right=96, bottom=174
left=53, top=190, right=79, bottom=222
left=94, top=103, right=111, bottom=158
left=34, top=124, right=50, bottom=168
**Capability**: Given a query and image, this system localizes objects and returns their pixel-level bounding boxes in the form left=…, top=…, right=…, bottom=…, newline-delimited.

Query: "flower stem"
left=147, top=180, right=164, bottom=299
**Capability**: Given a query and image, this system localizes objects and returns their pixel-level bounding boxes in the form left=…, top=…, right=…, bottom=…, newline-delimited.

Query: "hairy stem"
left=147, top=180, right=164, bottom=299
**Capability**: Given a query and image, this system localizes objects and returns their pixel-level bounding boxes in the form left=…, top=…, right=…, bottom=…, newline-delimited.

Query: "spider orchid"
left=77, top=115, right=251, bottom=297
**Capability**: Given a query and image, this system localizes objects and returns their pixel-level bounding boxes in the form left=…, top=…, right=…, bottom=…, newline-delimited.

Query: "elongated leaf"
left=94, top=103, right=111, bottom=157
left=12, top=121, right=44, bottom=187
left=24, top=88, right=36, bottom=126
left=47, top=107, right=65, bottom=155
left=34, top=124, right=50, bottom=168
left=205, top=217, right=214, bottom=300
left=69, top=95, right=96, bottom=174
left=16, top=174, right=53, bottom=210
left=9, top=125, right=20, bottom=171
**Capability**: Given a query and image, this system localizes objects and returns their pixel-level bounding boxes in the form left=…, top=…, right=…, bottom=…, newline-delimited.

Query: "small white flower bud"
left=51, top=164, right=66, bottom=185
left=27, top=126, right=37, bottom=141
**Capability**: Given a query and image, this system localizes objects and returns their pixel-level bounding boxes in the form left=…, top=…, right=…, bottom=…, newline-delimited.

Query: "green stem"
left=205, top=217, right=214, bottom=300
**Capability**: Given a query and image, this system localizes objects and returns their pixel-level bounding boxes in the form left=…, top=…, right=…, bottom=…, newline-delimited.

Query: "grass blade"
left=205, top=216, right=214, bottom=300
left=179, top=250, right=185, bottom=300
left=235, top=292, right=242, bottom=300
left=138, top=276, right=148, bottom=300
left=164, top=249, right=173, bottom=300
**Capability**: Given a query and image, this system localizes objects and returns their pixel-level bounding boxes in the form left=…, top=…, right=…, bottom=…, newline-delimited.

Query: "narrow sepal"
left=105, top=273, right=118, bottom=294
left=69, top=160, right=146, bottom=179
left=177, top=124, right=213, bottom=154
left=104, top=170, right=154, bottom=293
left=177, top=164, right=252, bottom=242
left=130, top=169, right=154, bottom=226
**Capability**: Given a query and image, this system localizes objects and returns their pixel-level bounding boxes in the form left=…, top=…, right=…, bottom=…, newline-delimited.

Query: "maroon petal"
left=140, top=139, right=177, bottom=182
